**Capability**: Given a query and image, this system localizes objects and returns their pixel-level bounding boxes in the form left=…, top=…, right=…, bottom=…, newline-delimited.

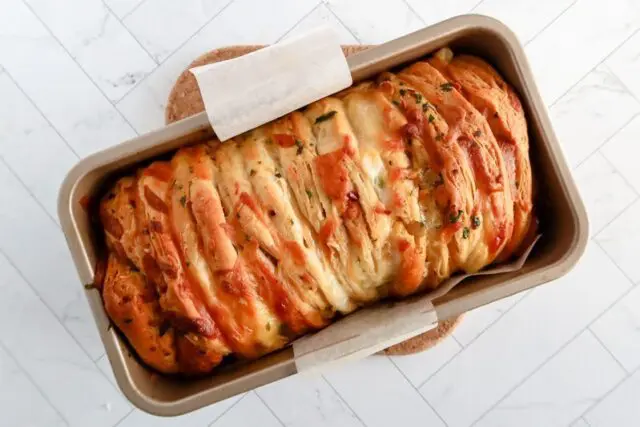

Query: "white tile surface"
left=474, top=0, right=575, bottom=43
left=549, top=65, right=640, bottom=167
left=420, top=243, right=632, bottom=427
left=282, top=3, right=359, bottom=45
left=0, top=344, right=67, bottom=427
left=526, top=0, right=640, bottom=104
left=116, top=394, right=242, bottom=427
left=3, top=1, right=640, bottom=426
left=591, top=285, right=640, bottom=372
left=24, top=0, right=156, bottom=101
left=104, top=0, right=145, bottom=19
left=0, top=73, right=79, bottom=222
left=257, top=372, right=363, bottom=427
left=403, top=0, right=478, bottom=27
left=325, top=0, right=424, bottom=44
left=0, top=252, right=131, bottom=427
left=390, top=335, right=461, bottom=388
left=324, top=356, right=445, bottom=427
left=0, top=0, right=137, bottom=156
left=607, top=30, right=640, bottom=101
left=452, top=291, right=528, bottom=346
left=585, top=368, right=640, bottom=427
left=475, top=330, right=626, bottom=427
left=0, top=163, right=103, bottom=359
left=212, top=392, right=282, bottom=427
left=574, top=152, right=638, bottom=235
left=124, top=0, right=232, bottom=63
left=596, top=199, right=640, bottom=283
left=601, top=114, right=640, bottom=193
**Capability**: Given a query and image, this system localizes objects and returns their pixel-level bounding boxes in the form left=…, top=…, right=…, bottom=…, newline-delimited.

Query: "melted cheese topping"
left=99, top=48, right=534, bottom=374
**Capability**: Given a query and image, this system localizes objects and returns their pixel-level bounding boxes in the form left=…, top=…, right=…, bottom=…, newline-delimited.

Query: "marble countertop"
left=1, top=0, right=640, bottom=426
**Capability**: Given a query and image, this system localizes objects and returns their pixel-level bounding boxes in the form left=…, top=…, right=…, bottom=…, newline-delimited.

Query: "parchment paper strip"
left=292, top=235, right=541, bottom=372
left=190, top=26, right=352, bottom=141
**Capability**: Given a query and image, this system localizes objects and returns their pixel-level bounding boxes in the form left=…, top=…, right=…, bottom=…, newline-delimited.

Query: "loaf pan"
left=58, top=14, right=588, bottom=416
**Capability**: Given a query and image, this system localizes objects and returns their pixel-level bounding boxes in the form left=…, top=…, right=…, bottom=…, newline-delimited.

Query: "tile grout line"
left=114, top=0, right=236, bottom=106
left=416, top=289, right=532, bottom=390
left=387, top=355, right=450, bottom=427
left=581, top=416, right=593, bottom=426
left=469, top=257, right=639, bottom=426
left=1, top=69, right=81, bottom=159
left=400, top=0, right=426, bottom=26
left=110, top=407, right=135, bottom=427
left=593, top=200, right=640, bottom=247
left=469, top=0, right=488, bottom=12
left=587, top=327, right=630, bottom=374
left=206, top=392, right=250, bottom=427
left=469, top=328, right=614, bottom=427
left=99, top=0, right=160, bottom=66
left=253, top=390, right=287, bottom=427
left=320, top=373, right=369, bottom=427
left=0, top=339, right=71, bottom=426
left=547, top=25, right=640, bottom=109
left=0, top=155, right=62, bottom=228
left=20, top=0, right=141, bottom=137
left=0, top=244, right=107, bottom=365
left=324, top=2, right=363, bottom=44
left=117, top=0, right=147, bottom=21
left=568, top=364, right=640, bottom=426
left=597, top=149, right=640, bottom=198
left=520, top=0, right=579, bottom=46
left=605, top=62, right=640, bottom=106
left=274, top=0, right=324, bottom=43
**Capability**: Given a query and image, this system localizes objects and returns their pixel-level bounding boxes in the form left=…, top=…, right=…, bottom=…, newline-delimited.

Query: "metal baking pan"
left=58, top=14, right=588, bottom=416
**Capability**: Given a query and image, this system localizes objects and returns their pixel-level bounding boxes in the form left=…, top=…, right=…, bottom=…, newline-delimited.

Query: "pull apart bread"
left=99, top=48, right=534, bottom=374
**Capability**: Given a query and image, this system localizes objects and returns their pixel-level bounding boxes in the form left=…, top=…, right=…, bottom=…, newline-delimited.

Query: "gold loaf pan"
left=58, top=15, right=588, bottom=417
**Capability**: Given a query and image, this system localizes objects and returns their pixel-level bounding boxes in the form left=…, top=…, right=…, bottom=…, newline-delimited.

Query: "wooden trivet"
left=165, top=44, right=463, bottom=355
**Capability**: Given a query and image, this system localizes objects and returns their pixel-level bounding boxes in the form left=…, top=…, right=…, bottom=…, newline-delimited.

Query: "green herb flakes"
left=449, top=209, right=463, bottom=223
left=314, top=110, right=337, bottom=124
left=179, top=195, right=187, bottom=207
left=462, top=227, right=470, bottom=239
left=399, top=88, right=407, bottom=96
left=413, top=92, right=423, bottom=104
left=428, top=114, right=435, bottom=123
left=440, top=82, right=454, bottom=92
left=306, top=189, right=313, bottom=199
left=472, top=215, right=481, bottom=229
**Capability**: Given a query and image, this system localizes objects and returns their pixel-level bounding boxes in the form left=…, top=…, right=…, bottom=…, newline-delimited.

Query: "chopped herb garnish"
left=449, top=209, right=463, bottom=223
left=440, top=82, right=454, bottom=92
left=376, top=176, right=385, bottom=188
left=275, top=172, right=282, bottom=178
left=428, top=114, right=435, bottom=123
left=306, top=189, right=313, bottom=199
left=179, top=195, right=187, bottom=207
left=473, top=130, right=482, bottom=137
left=462, top=227, right=470, bottom=239
left=435, top=133, right=444, bottom=141
left=413, top=92, right=423, bottom=104
left=422, top=103, right=430, bottom=112
left=84, top=283, right=96, bottom=290
left=289, top=218, right=294, bottom=225
left=399, top=88, right=407, bottom=96
left=250, top=169, right=256, bottom=177
left=266, top=322, right=271, bottom=332
left=420, top=221, right=426, bottom=228
left=392, top=100, right=400, bottom=107
left=295, top=139, right=304, bottom=155
left=472, top=215, right=481, bottom=229
left=315, top=110, right=337, bottom=123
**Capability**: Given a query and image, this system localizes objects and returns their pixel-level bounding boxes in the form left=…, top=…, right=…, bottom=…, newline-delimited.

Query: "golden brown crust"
left=100, top=48, right=533, bottom=374
left=102, top=254, right=179, bottom=374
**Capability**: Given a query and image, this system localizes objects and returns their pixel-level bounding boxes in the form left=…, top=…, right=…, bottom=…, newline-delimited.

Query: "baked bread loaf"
left=98, top=48, right=534, bottom=374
